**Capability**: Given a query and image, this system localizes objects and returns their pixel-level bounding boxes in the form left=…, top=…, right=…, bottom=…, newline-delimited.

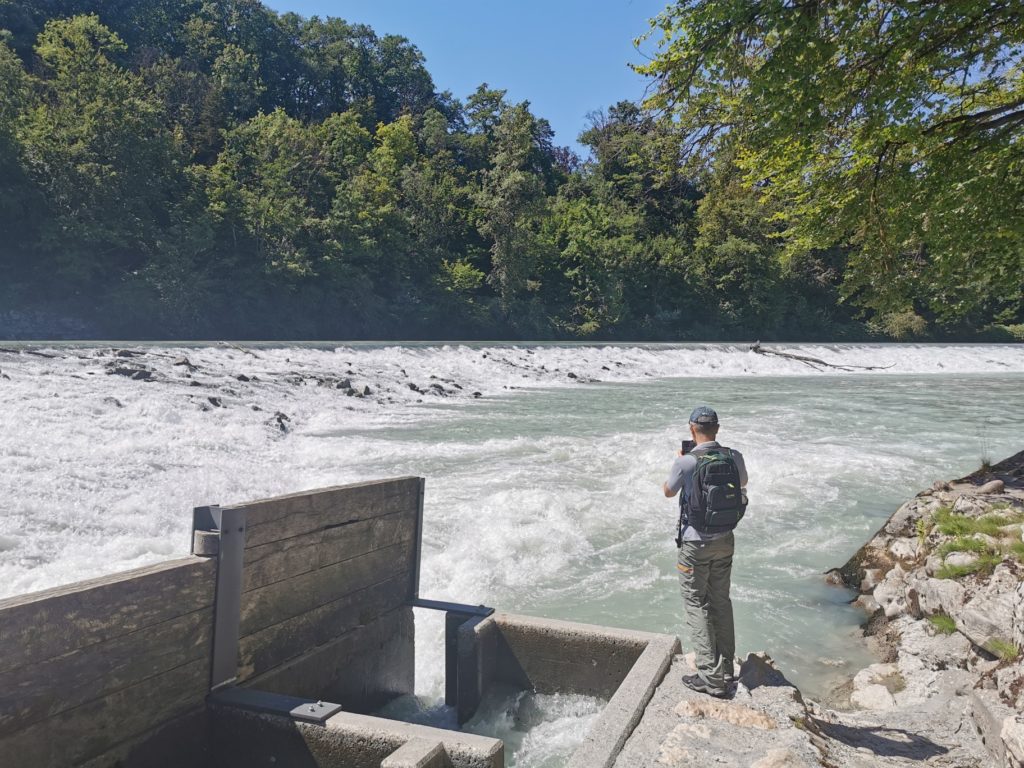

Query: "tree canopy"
left=0, top=0, right=1019, bottom=340
left=640, top=0, right=1024, bottom=331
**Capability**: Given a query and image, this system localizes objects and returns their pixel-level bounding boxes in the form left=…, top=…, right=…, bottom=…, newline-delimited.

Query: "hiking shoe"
left=681, top=673, right=730, bottom=698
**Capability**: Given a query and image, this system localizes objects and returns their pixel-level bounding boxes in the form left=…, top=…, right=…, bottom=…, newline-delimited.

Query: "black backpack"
left=677, top=448, right=747, bottom=541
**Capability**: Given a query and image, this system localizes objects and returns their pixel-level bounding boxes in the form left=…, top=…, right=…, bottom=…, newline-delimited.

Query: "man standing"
left=662, top=405, right=748, bottom=698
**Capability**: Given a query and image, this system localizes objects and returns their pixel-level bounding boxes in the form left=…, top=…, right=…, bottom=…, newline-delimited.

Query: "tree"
left=21, top=16, right=188, bottom=288
left=641, top=1, right=1024, bottom=329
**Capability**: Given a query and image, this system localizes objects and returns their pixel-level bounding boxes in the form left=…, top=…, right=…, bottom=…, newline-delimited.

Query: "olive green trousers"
left=677, top=531, right=735, bottom=690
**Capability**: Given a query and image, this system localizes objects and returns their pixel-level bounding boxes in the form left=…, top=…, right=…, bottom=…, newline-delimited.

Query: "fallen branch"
left=218, top=341, right=261, bottom=358
left=749, top=342, right=895, bottom=372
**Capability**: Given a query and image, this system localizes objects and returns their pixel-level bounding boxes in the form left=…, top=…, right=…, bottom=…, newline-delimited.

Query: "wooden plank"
left=0, top=557, right=216, bottom=674
left=242, top=508, right=418, bottom=594
left=241, top=479, right=420, bottom=549
left=0, top=656, right=209, bottom=768
left=237, top=574, right=409, bottom=682
left=247, top=606, right=415, bottom=712
left=0, top=605, right=212, bottom=737
left=239, top=539, right=415, bottom=638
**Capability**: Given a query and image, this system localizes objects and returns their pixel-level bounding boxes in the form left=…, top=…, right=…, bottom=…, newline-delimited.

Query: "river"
left=2, top=342, right=1023, bottom=765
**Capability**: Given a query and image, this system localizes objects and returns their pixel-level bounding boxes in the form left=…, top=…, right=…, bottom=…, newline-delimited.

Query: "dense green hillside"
left=0, top=0, right=1019, bottom=340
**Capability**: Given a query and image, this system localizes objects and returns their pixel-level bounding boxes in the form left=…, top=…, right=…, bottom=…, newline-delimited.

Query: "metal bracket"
left=408, top=598, right=494, bottom=617
left=209, top=685, right=343, bottom=725
left=410, top=477, right=425, bottom=599
left=193, top=504, right=247, bottom=691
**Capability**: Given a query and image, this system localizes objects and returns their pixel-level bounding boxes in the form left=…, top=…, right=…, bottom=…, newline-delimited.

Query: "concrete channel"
left=0, top=477, right=678, bottom=768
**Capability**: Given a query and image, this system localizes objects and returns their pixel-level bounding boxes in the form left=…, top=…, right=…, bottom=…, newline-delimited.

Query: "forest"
left=0, top=0, right=1020, bottom=341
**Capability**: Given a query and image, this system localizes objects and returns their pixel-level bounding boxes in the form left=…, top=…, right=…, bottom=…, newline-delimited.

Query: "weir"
left=0, top=477, right=678, bottom=768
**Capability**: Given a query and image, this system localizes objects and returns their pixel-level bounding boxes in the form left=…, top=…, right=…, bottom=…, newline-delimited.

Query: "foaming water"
left=2, top=344, right=1023, bottom=717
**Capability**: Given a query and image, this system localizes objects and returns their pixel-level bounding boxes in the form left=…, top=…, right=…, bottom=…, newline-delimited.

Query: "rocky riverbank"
left=617, top=452, right=1024, bottom=767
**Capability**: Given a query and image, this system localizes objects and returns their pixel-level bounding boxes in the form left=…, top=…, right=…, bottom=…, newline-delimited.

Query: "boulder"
left=1003, top=716, right=1024, bottom=768
left=953, top=495, right=989, bottom=516
left=905, top=572, right=965, bottom=619
left=1014, top=581, right=1024, bottom=652
left=975, top=479, right=1006, bottom=495
left=944, top=551, right=980, bottom=569
left=873, top=565, right=909, bottom=618
left=960, top=565, right=1020, bottom=652
left=889, top=537, right=919, bottom=561
left=850, top=683, right=895, bottom=710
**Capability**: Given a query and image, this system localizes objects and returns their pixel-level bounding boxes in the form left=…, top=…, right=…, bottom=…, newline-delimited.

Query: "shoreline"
left=618, top=451, right=1024, bottom=767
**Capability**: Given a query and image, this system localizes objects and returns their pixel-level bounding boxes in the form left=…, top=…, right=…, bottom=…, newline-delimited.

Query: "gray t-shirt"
left=665, top=441, right=748, bottom=541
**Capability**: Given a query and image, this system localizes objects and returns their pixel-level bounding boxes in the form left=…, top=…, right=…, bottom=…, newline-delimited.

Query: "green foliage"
left=927, top=614, right=957, bottom=635
left=915, top=518, right=929, bottom=550
left=985, top=639, right=1020, bottom=663
left=0, top=1, right=1017, bottom=339
left=936, top=537, right=990, bottom=559
left=641, top=1, right=1024, bottom=331
left=932, top=508, right=1020, bottom=538
left=936, top=553, right=1002, bottom=580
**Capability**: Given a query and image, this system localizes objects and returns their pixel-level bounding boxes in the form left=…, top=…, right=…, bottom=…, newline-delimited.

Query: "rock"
left=873, top=565, right=909, bottom=618
left=102, top=396, right=123, bottom=408
left=361, top=385, right=371, bottom=396
left=860, top=568, right=883, bottom=592
left=235, top=374, right=250, bottom=382
left=673, top=699, right=776, bottom=729
left=114, top=349, right=143, bottom=357
left=850, top=683, right=896, bottom=710
left=407, top=382, right=421, bottom=392
left=567, top=371, right=578, bottom=379
left=971, top=689, right=1018, bottom=767
left=996, top=664, right=1024, bottom=709
left=106, top=366, right=153, bottom=380
left=823, top=568, right=845, bottom=586
left=853, top=594, right=880, bottom=614
left=207, top=397, right=223, bottom=408
left=889, top=536, right=919, bottom=561
left=268, top=412, right=290, bottom=432
left=944, top=551, right=980, bottom=568
left=472, top=391, right=482, bottom=398
left=737, top=652, right=794, bottom=690
left=960, top=565, right=1020, bottom=652
left=749, top=747, right=812, bottom=768
left=336, top=377, right=351, bottom=389
left=1003, top=716, right=1024, bottom=768
left=1014, top=581, right=1024, bottom=652
left=172, top=356, right=196, bottom=369
left=975, top=479, right=1006, bottom=495
left=953, top=495, right=989, bottom=516
left=906, top=572, right=965, bottom=619
left=933, top=481, right=952, bottom=492
left=923, top=555, right=942, bottom=577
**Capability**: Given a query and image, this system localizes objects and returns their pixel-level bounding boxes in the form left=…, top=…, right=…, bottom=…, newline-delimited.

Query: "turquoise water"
left=2, top=343, right=1023, bottom=763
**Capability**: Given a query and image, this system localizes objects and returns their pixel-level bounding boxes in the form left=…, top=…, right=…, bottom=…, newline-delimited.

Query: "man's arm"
left=733, top=450, right=748, bottom=488
left=663, top=453, right=691, bottom=498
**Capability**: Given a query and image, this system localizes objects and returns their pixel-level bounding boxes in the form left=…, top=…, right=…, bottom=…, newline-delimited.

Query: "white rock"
left=906, top=572, right=966, bottom=619
left=889, top=537, right=919, bottom=561
left=960, top=565, right=1020, bottom=652
left=1003, top=715, right=1024, bottom=768
left=850, top=683, right=896, bottom=710
left=874, top=565, right=909, bottom=618
left=975, top=479, right=1005, bottom=494
left=944, top=551, right=980, bottom=568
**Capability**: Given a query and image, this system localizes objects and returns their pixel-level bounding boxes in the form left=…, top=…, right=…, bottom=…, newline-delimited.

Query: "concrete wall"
left=209, top=707, right=504, bottom=768
left=0, top=477, right=425, bottom=767
left=456, top=613, right=679, bottom=768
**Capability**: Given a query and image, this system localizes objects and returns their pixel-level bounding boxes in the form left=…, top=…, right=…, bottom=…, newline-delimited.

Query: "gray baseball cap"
left=689, top=405, right=719, bottom=426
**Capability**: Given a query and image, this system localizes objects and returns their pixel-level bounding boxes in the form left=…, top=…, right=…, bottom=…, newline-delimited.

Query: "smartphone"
left=681, top=439, right=697, bottom=454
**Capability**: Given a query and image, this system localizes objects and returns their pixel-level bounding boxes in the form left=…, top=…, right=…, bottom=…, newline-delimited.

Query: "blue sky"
left=267, top=0, right=670, bottom=155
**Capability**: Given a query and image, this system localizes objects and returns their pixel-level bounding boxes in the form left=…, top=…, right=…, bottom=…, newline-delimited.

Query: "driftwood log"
left=749, top=342, right=896, bottom=372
